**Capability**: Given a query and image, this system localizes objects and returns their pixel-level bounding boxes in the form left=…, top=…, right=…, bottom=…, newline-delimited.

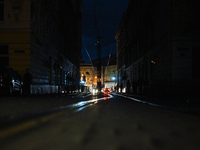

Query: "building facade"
left=115, top=0, right=200, bottom=98
left=80, top=55, right=118, bottom=92
left=103, top=64, right=117, bottom=91
left=0, top=0, right=82, bottom=94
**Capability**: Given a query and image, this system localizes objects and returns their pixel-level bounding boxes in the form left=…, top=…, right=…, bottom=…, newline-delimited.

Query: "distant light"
left=151, top=60, right=156, bottom=64
left=112, top=76, right=116, bottom=80
left=80, top=81, right=85, bottom=84
left=92, top=89, right=98, bottom=94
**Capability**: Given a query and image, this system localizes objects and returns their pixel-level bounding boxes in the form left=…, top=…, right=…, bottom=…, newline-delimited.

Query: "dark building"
left=0, top=0, right=82, bottom=94
left=115, top=0, right=200, bottom=98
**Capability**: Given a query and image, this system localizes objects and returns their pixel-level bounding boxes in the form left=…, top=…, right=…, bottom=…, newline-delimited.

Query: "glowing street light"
left=112, top=76, right=116, bottom=81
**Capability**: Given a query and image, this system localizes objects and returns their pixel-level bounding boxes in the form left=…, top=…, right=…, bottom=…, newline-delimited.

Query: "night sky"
left=81, top=0, right=129, bottom=63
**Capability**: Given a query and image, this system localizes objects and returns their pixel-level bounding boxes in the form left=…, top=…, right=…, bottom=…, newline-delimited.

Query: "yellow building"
left=104, top=65, right=117, bottom=91
left=0, top=0, right=31, bottom=75
left=0, top=0, right=82, bottom=94
left=80, top=55, right=117, bottom=92
left=80, top=62, right=96, bottom=91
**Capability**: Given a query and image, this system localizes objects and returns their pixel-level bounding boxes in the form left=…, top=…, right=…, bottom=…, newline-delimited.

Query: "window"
left=0, top=57, right=9, bottom=66
left=0, top=45, right=9, bottom=66
left=0, top=45, right=8, bottom=55
left=0, top=0, right=4, bottom=21
left=86, top=71, right=90, bottom=75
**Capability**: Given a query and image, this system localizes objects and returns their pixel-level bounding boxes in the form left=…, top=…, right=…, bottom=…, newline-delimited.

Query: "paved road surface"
left=0, top=93, right=200, bottom=150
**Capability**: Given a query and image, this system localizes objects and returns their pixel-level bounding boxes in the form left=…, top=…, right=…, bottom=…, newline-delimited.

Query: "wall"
left=116, top=0, right=200, bottom=98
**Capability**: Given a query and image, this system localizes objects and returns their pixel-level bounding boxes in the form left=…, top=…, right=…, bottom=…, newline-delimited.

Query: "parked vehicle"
left=0, top=66, right=22, bottom=95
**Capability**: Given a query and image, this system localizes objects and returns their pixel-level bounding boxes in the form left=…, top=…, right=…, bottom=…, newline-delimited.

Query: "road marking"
left=0, top=94, right=113, bottom=140
left=0, top=106, right=84, bottom=139
left=113, top=93, right=160, bottom=107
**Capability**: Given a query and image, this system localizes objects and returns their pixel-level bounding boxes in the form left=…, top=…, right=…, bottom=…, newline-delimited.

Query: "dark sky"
left=81, top=0, right=129, bottom=63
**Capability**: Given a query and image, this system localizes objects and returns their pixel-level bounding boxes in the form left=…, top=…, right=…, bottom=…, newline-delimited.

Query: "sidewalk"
left=114, top=92, right=200, bottom=115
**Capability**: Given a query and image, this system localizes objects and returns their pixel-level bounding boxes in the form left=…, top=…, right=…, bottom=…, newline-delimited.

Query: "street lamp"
left=112, top=76, right=116, bottom=81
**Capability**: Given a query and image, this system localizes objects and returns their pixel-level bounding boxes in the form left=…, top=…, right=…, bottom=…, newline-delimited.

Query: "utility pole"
left=95, top=36, right=102, bottom=92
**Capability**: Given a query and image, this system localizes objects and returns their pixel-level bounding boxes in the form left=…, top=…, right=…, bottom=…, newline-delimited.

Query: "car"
left=0, top=66, right=22, bottom=96
left=103, top=88, right=110, bottom=94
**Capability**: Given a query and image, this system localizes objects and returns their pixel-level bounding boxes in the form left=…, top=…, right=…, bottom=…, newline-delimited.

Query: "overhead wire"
left=82, top=42, right=94, bottom=71
left=105, top=0, right=118, bottom=71
left=93, top=0, right=118, bottom=72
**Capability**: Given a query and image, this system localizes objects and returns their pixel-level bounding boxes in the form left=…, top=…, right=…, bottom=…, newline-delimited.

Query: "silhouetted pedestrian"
left=23, top=68, right=32, bottom=95
left=116, top=83, right=119, bottom=92
left=120, top=83, right=123, bottom=93
left=127, top=80, right=131, bottom=93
